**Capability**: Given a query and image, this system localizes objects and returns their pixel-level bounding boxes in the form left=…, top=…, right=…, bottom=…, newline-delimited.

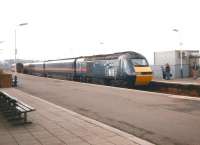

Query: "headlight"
left=136, top=72, right=142, bottom=75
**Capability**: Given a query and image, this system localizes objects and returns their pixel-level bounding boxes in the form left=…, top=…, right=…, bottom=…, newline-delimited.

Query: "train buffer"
left=0, top=91, right=35, bottom=124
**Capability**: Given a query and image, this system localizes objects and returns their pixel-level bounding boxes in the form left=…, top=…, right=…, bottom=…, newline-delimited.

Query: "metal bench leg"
left=23, top=112, right=32, bottom=124
left=24, top=112, right=27, bottom=123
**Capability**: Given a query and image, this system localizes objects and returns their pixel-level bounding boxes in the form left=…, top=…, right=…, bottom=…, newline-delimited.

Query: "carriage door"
left=105, top=61, right=115, bottom=78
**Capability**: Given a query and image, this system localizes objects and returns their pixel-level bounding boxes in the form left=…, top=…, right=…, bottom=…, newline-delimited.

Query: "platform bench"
left=0, top=91, right=35, bottom=124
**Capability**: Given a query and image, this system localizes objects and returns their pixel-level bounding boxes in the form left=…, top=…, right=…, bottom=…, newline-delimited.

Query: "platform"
left=6, top=73, right=200, bottom=145
left=153, top=77, right=200, bottom=86
left=148, top=78, right=200, bottom=97
left=0, top=88, right=152, bottom=145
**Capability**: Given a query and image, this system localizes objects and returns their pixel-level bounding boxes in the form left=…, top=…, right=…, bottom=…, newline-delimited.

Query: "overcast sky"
left=0, top=0, right=200, bottom=64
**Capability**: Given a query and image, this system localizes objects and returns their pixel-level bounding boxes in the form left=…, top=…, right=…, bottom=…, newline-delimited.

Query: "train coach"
left=11, top=63, right=24, bottom=73
left=18, top=51, right=153, bottom=86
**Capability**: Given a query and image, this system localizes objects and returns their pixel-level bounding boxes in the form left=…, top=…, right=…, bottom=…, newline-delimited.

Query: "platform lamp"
left=173, top=28, right=183, bottom=78
left=14, top=23, right=28, bottom=73
left=14, top=23, right=28, bottom=85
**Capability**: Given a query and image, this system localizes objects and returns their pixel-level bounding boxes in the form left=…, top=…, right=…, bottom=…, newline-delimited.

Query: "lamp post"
left=173, top=28, right=183, bottom=78
left=14, top=23, right=28, bottom=74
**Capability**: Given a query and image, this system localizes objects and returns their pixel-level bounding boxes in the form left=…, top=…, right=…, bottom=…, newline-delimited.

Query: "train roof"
left=23, top=51, right=146, bottom=64
left=83, top=51, right=145, bottom=60
left=46, top=51, right=145, bottom=62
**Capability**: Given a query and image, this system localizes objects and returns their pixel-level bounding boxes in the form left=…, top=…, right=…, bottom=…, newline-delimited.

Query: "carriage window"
left=131, top=59, right=148, bottom=66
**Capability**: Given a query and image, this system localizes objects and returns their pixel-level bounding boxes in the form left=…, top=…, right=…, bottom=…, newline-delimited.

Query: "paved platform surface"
left=13, top=74, right=200, bottom=145
left=0, top=88, right=153, bottom=145
left=153, top=78, right=200, bottom=85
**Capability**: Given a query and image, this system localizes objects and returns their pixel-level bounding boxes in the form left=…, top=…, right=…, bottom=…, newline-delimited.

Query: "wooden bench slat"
left=16, top=106, right=26, bottom=113
left=17, top=102, right=35, bottom=111
left=17, top=104, right=34, bottom=112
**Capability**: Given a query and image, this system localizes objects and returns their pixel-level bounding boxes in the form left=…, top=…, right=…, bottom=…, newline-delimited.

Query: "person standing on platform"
left=165, top=63, right=171, bottom=80
left=161, top=66, right=166, bottom=79
left=192, top=62, right=198, bottom=79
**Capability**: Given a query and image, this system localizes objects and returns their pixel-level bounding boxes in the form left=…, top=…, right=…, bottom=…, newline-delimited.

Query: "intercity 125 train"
left=13, top=51, right=153, bottom=86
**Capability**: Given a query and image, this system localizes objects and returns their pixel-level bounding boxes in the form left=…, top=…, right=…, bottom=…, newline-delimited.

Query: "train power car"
left=74, top=51, right=152, bottom=86
left=19, top=51, right=152, bottom=86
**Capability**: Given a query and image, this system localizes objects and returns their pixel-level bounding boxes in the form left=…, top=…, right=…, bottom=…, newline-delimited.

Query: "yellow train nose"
left=134, top=67, right=152, bottom=86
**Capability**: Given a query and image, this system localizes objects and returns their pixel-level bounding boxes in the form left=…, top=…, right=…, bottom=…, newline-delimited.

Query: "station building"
left=152, top=50, right=200, bottom=79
